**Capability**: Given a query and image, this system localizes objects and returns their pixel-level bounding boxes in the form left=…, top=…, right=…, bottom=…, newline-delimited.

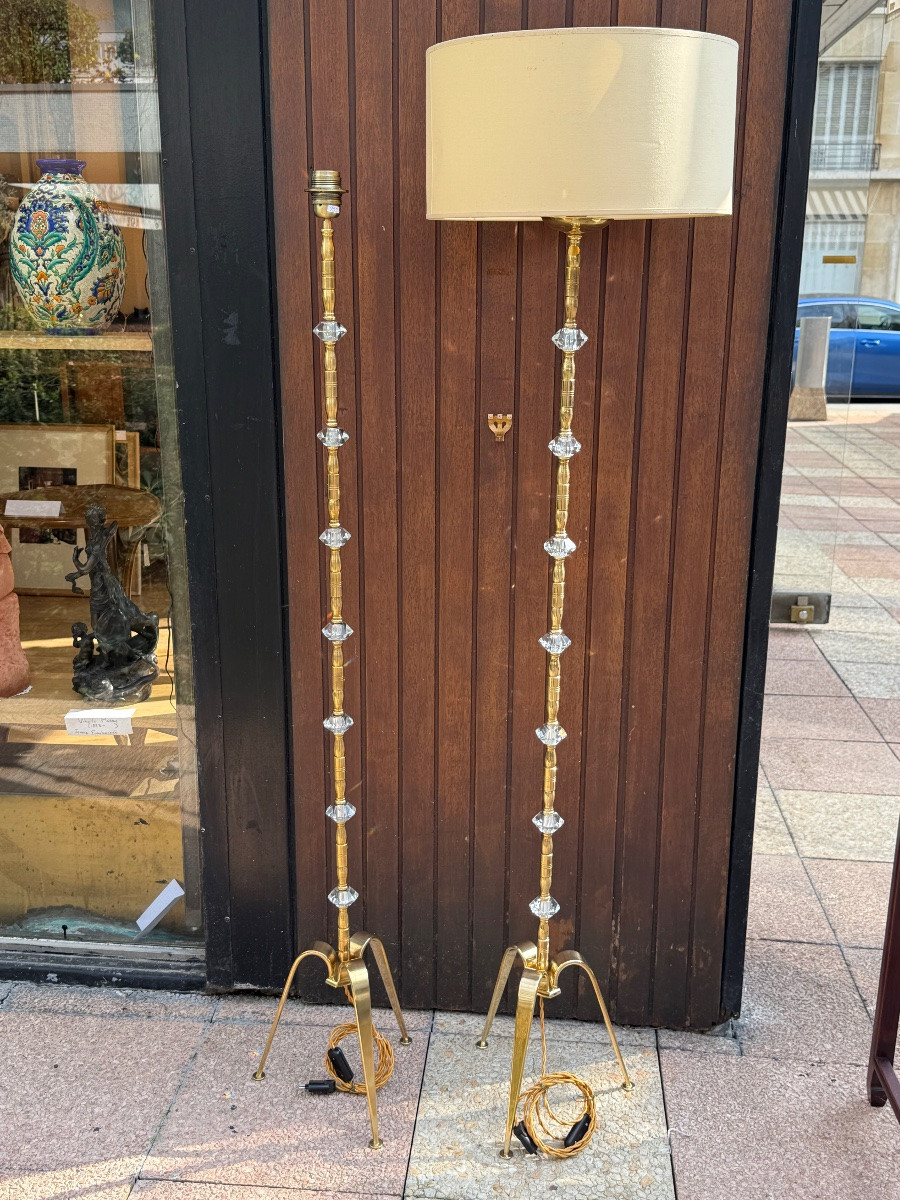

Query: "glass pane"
left=0, top=1, right=201, bottom=948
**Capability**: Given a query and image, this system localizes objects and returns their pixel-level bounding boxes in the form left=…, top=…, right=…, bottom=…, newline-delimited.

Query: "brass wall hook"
left=488, top=413, right=513, bottom=442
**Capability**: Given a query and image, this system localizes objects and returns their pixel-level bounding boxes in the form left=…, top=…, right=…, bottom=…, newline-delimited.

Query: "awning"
left=806, top=187, right=868, bottom=219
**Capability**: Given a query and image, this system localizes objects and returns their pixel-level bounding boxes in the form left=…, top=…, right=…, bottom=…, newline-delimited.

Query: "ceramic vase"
left=9, top=158, right=126, bottom=333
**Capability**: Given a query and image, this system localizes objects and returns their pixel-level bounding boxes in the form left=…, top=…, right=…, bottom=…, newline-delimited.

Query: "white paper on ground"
left=5, top=499, right=62, bottom=518
left=136, top=879, right=186, bottom=934
left=65, top=707, right=135, bottom=736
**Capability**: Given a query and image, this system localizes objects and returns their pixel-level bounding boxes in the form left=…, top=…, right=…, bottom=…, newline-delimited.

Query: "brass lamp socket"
left=307, top=168, right=346, bottom=219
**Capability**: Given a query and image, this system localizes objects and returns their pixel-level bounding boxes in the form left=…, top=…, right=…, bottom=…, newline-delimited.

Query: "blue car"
left=795, top=295, right=900, bottom=400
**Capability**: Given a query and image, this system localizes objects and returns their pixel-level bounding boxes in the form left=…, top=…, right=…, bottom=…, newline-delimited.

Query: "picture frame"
left=0, top=423, right=117, bottom=594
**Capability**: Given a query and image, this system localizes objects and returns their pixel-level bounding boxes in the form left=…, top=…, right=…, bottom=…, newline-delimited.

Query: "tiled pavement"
left=4, top=409, right=900, bottom=1199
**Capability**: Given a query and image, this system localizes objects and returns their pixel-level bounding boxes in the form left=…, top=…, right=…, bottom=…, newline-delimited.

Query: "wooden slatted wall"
left=268, top=0, right=792, bottom=1026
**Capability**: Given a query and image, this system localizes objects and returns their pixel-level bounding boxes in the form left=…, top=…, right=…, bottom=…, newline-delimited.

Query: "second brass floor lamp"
left=427, top=26, right=738, bottom=1159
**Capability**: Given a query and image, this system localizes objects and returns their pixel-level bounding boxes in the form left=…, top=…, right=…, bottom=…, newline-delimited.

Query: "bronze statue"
left=66, top=503, right=159, bottom=704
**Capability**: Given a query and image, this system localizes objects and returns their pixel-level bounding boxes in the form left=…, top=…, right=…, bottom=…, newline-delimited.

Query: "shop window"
left=0, top=2, right=201, bottom=947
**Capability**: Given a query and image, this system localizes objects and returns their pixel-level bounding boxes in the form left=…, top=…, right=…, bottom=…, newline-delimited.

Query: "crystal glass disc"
left=322, top=620, right=353, bottom=643
left=551, top=327, right=587, bottom=352
left=539, top=630, right=572, bottom=654
left=327, top=802, right=357, bottom=824
left=313, top=320, right=347, bottom=342
left=532, top=810, right=565, bottom=835
left=548, top=433, right=581, bottom=459
left=318, top=428, right=350, bottom=448
left=328, top=886, right=359, bottom=908
left=324, top=713, right=354, bottom=735
left=536, top=722, right=567, bottom=746
left=529, top=895, right=560, bottom=918
left=544, top=534, right=576, bottom=559
left=319, top=527, right=351, bottom=548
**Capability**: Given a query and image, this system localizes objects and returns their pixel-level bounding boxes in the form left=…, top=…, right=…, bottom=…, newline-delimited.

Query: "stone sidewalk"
left=3, top=408, right=900, bottom=1199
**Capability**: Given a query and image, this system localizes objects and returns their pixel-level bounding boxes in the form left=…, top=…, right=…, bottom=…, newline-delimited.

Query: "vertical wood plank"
left=353, top=0, right=401, bottom=989
left=471, top=0, right=523, bottom=1010
left=434, top=0, right=481, bottom=1012
left=397, top=0, right=438, bottom=1008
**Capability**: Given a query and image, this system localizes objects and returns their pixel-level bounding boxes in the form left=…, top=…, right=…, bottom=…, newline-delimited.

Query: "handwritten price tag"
left=65, top=708, right=135, bottom=736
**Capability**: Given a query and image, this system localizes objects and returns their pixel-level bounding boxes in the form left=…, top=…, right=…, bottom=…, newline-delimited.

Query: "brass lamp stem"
left=536, top=223, right=581, bottom=973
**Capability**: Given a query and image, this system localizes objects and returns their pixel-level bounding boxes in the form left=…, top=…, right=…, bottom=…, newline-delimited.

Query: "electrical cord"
left=323, top=988, right=395, bottom=1094
left=516, top=998, right=597, bottom=1158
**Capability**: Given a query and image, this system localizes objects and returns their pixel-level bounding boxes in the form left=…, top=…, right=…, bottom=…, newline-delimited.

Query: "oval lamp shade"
left=426, top=27, right=739, bottom=222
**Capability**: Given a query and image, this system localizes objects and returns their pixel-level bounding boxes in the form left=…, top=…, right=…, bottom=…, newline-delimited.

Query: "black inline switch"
left=512, top=1122, right=539, bottom=1155
left=564, top=1113, right=591, bottom=1148
left=327, top=1046, right=354, bottom=1083
left=304, top=1079, right=337, bottom=1094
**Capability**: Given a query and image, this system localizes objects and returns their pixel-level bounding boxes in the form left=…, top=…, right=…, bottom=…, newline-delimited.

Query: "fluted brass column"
left=477, top=218, right=632, bottom=1158
left=250, top=169, right=410, bottom=1153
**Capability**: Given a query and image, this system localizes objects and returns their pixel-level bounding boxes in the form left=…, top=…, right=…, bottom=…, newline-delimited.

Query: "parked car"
left=794, top=295, right=900, bottom=399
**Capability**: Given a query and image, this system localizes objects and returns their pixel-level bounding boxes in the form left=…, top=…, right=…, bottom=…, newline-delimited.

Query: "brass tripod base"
left=252, top=930, right=411, bottom=1149
left=478, top=941, right=633, bottom=1156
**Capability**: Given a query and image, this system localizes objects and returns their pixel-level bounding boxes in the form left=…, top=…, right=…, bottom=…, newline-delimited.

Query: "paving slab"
left=776, top=791, right=900, bottom=861
left=736, top=941, right=871, bottom=1066
left=746, top=854, right=833, bottom=943
left=765, top=629, right=825, bottom=660
left=831, top=660, right=900, bottom=699
left=431, top=1010, right=654, bottom=1049
left=659, top=1051, right=900, bottom=1200
left=5, top=981, right=216, bottom=1022
left=405, top=1030, right=672, bottom=1200
left=804, top=858, right=893, bottom=949
left=133, top=1186, right=381, bottom=1200
left=752, top=786, right=795, bottom=856
left=764, top=658, right=850, bottom=697
left=759, top=738, right=900, bottom=795
left=843, top=945, right=883, bottom=1016
left=0, top=1011, right=204, bottom=1193
left=760, top=695, right=880, bottom=742
left=859, top=697, right=900, bottom=740
left=213, top=992, right=433, bottom=1032
left=812, top=630, right=900, bottom=663
left=142, top=1020, right=425, bottom=1194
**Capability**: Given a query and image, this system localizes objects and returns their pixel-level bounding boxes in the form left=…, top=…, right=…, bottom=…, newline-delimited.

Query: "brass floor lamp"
left=253, top=169, right=410, bottom=1151
left=427, top=27, right=738, bottom=1158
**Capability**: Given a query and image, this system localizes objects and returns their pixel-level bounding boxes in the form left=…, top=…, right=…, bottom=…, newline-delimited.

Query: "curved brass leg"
left=478, top=945, right=519, bottom=1049
left=556, top=953, right=632, bottom=1092
left=346, top=957, right=382, bottom=1149
left=366, top=936, right=412, bottom=1045
left=253, top=943, right=335, bottom=1081
left=501, top=966, right=541, bottom=1157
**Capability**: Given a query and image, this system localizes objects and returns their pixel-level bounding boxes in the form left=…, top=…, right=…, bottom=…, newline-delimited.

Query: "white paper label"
left=5, top=499, right=62, bottom=518
left=136, top=879, right=186, bottom=933
left=65, top=707, right=135, bottom=736
left=327, top=203, right=341, bottom=214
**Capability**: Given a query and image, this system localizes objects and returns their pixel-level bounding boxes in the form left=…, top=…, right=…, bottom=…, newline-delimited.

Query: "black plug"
left=564, top=1112, right=591, bottom=1148
left=512, top=1122, right=539, bottom=1155
left=305, top=1079, right=337, bottom=1093
left=327, top=1046, right=354, bottom=1083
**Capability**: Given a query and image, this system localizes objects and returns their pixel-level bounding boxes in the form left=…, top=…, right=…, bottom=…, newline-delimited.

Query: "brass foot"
left=368, top=1138, right=384, bottom=1150
left=251, top=1070, right=265, bottom=1081
left=400, top=1036, right=412, bottom=1046
left=475, top=1039, right=488, bottom=1049
left=499, top=1149, right=513, bottom=1159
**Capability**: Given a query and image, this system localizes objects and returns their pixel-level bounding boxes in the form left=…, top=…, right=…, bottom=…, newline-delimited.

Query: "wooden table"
left=868, top=817, right=900, bottom=1122
left=0, top=484, right=163, bottom=598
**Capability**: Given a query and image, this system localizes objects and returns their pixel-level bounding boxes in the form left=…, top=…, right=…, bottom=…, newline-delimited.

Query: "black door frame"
left=156, top=0, right=293, bottom=990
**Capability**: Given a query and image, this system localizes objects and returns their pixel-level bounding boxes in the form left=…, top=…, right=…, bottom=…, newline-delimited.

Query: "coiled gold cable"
left=323, top=988, right=396, bottom=1094
left=517, top=999, right=597, bottom=1158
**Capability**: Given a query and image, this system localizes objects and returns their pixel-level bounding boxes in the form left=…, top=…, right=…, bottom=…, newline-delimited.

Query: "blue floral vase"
left=9, top=158, right=126, bottom=333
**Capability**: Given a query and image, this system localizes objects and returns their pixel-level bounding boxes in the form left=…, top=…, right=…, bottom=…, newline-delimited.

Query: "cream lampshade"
left=426, top=27, right=739, bottom=221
